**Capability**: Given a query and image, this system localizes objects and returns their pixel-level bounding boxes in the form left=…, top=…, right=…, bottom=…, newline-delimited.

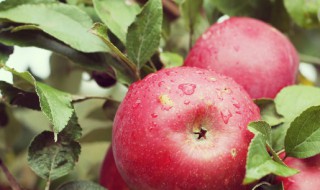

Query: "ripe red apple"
left=277, top=154, right=320, bottom=190
left=112, top=67, right=260, bottom=190
left=184, top=17, right=299, bottom=99
left=99, top=146, right=129, bottom=190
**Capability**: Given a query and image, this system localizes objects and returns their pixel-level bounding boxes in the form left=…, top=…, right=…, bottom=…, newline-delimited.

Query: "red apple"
left=184, top=17, right=299, bottom=99
left=112, top=67, right=260, bottom=190
left=99, top=146, right=129, bottom=190
left=277, top=154, right=320, bottom=190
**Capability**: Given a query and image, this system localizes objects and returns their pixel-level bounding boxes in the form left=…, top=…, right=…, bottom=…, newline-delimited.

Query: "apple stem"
left=45, top=180, right=51, bottom=190
left=0, top=158, right=22, bottom=190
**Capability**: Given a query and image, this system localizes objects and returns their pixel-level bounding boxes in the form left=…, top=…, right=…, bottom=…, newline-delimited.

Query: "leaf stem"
left=276, top=149, right=287, bottom=161
left=0, top=158, right=22, bottom=190
left=90, top=24, right=140, bottom=81
left=45, top=180, right=51, bottom=190
left=71, top=95, right=116, bottom=104
left=251, top=181, right=272, bottom=190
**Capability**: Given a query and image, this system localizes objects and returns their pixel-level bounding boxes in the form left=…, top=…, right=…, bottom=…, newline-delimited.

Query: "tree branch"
left=0, top=159, right=21, bottom=190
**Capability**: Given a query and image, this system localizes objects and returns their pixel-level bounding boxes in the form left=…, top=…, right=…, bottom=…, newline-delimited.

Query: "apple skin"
left=277, top=155, right=320, bottom=190
left=99, top=146, right=129, bottom=190
left=112, top=67, right=260, bottom=190
left=184, top=17, right=299, bottom=99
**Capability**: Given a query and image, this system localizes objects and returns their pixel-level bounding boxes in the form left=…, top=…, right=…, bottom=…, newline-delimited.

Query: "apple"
left=112, top=67, right=260, bottom=190
left=184, top=17, right=299, bottom=99
left=99, top=146, right=129, bottom=190
left=277, top=154, right=320, bottom=190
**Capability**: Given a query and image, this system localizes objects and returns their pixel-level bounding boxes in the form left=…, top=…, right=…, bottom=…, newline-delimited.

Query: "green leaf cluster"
left=246, top=85, right=320, bottom=185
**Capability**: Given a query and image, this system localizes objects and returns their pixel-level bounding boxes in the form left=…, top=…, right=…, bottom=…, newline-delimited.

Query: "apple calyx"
left=193, top=126, right=207, bottom=140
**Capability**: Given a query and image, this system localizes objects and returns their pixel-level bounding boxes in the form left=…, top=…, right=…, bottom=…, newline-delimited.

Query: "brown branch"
left=0, top=159, right=21, bottom=190
left=136, top=0, right=180, bottom=20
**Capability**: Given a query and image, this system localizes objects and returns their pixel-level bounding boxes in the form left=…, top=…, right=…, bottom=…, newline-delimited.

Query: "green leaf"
left=2, top=64, right=35, bottom=84
left=57, top=180, right=107, bottom=190
left=0, top=0, right=57, bottom=11
left=28, top=131, right=81, bottom=181
left=209, top=0, right=272, bottom=19
left=126, top=0, right=163, bottom=68
left=275, top=85, right=320, bottom=119
left=0, top=3, right=109, bottom=53
left=285, top=106, right=320, bottom=158
left=0, top=43, right=13, bottom=64
left=91, top=23, right=139, bottom=83
left=59, top=113, right=82, bottom=141
left=0, top=29, right=106, bottom=71
left=244, top=134, right=298, bottom=184
left=93, top=0, right=140, bottom=44
left=254, top=99, right=284, bottom=127
left=244, top=121, right=298, bottom=184
left=159, top=51, right=183, bottom=68
left=0, top=81, right=40, bottom=110
left=248, top=121, right=272, bottom=143
left=272, top=85, right=320, bottom=150
left=35, top=82, right=73, bottom=138
left=284, top=0, right=320, bottom=28
left=1, top=65, right=75, bottom=140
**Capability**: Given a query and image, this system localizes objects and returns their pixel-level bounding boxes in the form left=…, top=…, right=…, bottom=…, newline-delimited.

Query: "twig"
left=71, top=95, right=112, bottom=104
left=0, top=158, right=21, bottom=190
left=136, top=0, right=180, bottom=20
left=44, top=180, right=51, bottom=190
left=162, top=0, right=180, bottom=19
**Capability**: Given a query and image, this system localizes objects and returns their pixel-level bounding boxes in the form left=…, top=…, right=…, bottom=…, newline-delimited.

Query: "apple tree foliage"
left=0, top=0, right=320, bottom=189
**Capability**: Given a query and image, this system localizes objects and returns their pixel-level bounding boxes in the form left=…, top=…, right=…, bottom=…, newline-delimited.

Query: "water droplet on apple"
left=132, top=99, right=141, bottom=108
left=232, top=100, right=240, bottom=109
left=165, top=70, right=176, bottom=76
left=161, top=106, right=172, bottom=111
left=207, top=77, right=217, bottom=82
left=195, top=70, right=205, bottom=74
left=178, top=83, right=196, bottom=95
left=184, top=100, right=190, bottom=105
left=151, top=113, right=158, bottom=118
left=202, top=32, right=211, bottom=40
left=150, top=122, right=157, bottom=130
left=223, top=87, right=232, bottom=94
left=158, top=81, right=165, bottom=87
left=217, top=90, right=223, bottom=100
left=144, top=73, right=156, bottom=81
left=220, top=110, right=232, bottom=124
